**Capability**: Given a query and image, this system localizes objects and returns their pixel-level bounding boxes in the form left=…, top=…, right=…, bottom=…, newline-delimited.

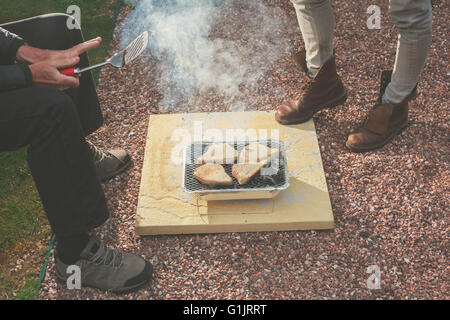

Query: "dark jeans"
left=0, top=14, right=109, bottom=237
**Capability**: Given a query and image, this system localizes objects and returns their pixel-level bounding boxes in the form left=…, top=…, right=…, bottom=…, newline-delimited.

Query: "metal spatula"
left=60, top=31, right=148, bottom=77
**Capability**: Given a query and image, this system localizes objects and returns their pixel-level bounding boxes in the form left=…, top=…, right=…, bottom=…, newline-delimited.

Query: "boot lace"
left=87, top=141, right=109, bottom=163
left=293, top=76, right=314, bottom=101
left=92, top=243, right=123, bottom=268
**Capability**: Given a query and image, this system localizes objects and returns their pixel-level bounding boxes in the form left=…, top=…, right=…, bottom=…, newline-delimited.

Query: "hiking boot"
left=55, top=236, right=153, bottom=293
left=87, top=141, right=131, bottom=182
left=346, top=70, right=417, bottom=153
left=275, top=49, right=347, bottom=125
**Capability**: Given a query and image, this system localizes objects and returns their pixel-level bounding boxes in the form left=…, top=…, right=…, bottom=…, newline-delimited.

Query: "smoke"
left=120, top=0, right=292, bottom=112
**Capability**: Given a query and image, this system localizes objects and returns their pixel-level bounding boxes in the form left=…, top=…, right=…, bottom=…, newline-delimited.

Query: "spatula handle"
left=60, top=67, right=77, bottom=77
left=60, top=60, right=110, bottom=77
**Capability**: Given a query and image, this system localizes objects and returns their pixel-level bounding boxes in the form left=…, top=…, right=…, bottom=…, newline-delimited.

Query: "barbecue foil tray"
left=182, top=140, right=290, bottom=200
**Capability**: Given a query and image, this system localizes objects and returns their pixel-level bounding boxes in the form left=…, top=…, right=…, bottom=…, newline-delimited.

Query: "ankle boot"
left=275, top=49, right=347, bottom=125
left=346, top=70, right=417, bottom=152
left=87, top=141, right=132, bottom=181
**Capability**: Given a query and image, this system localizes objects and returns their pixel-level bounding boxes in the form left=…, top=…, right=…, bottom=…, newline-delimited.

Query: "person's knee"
left=389, top=0, right=432, bottom=35
left=25, top=88, right=80, bottom=148
left=37, top=87, right=77, bottom=120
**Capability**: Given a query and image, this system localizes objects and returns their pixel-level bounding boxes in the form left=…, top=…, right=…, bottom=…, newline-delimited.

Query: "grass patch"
left=0, top=274, right=40, bottom=300
left=0, top=148, right=50, bottom=300
left=0, top=149, right=44, bottom=251
left=0, top=0, right=120, bottom=300
left=15, top=278, right=40, bottom=300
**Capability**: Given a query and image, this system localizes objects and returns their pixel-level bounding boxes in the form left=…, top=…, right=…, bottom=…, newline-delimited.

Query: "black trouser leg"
left=0, top=87, right=109, bottom=237
left=0, top=13, right=103, bottom=136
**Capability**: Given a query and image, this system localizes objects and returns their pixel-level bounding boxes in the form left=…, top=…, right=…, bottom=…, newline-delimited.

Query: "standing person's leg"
left=292, top=0, right=334, bottom=77
left=1, top=14, right=132, bottom=180
left=383, top=0, right=432, bottom=105
left=346, top=0, right=432, bottom=152
left=0, top=87, right=152, bottom=293
left=275, top=0, right=346, bottom=125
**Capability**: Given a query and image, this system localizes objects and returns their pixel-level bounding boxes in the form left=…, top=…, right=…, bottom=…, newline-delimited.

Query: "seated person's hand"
left=29, top=61, right=80, bottom=91
left=16, top=37, right=102, bottom=66
left=16, top=37, right=102, bottom=90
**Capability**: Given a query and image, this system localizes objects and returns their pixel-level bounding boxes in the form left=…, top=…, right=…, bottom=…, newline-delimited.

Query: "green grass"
left=0, top=0, right=120, bottom=300
left=0, top=149, right=44, bottom=251
left=15, top=278, right=40, bottom=300
left=0, top=147, right=46, bottom=300
left=0, top=274, right=39, bottom=300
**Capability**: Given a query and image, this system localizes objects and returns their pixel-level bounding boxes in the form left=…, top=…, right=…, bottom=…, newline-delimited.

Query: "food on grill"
left=238, top=143, right=280, bottom=164
left=184, top=140, right=289, bottom=200
left=196, top=143, right=238, bottom=165
left=193, top=163, right=233, bottom=187
left=232, top=162, right=265, bottom=185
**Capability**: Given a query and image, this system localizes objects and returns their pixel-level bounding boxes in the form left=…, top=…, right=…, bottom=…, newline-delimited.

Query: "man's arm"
left=0, top=26, right=25, bottom=65
left=0, top=65, right=32, bottom=92
left=0, top=27, right=32, bottom=91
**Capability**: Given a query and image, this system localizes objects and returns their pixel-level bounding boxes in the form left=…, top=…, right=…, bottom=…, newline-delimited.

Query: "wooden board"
left=136, top=111, right=334, bottom=235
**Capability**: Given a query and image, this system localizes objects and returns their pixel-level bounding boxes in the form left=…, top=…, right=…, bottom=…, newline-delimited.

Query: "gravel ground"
left=39, top=0, right=448, bottom=300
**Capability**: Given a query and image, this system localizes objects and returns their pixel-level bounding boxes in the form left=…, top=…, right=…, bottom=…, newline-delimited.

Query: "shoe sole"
left=345, top=125, right=407, bottom=153
left=100, top=154, right=132, bottom=182
left=275, top=90, right=348, bottom=125
left=55, top=261, right=153, bottom=294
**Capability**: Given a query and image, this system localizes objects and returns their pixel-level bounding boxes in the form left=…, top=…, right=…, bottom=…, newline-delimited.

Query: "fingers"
left=57, top=73, right=80, bottom=90
left=30, top=62, right=80, bottom=90
left=51, top=65, right=80, bottom=89
left=54, top=55, right=80, bottom=69
left=49, top=37, right=101, bottom=69
left=71, top=37, right=102, bottom=56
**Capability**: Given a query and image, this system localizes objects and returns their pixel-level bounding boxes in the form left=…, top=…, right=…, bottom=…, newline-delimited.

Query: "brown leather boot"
left=346, top=70, right=417, bottom=153
left=275, top=49, right=347, bottom=125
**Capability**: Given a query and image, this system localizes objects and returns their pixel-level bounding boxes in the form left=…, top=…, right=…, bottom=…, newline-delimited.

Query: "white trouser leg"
left=291, top=0, right=334, bottom=76
left=383, top=0, right=432, bottom=105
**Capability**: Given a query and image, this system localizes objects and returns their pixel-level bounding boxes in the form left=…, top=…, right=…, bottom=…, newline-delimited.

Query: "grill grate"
left=183, top=140, right=289, bottom=193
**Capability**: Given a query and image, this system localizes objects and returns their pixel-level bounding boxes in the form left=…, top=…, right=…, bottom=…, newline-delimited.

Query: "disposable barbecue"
left=183, top=140, right=289, bottom=200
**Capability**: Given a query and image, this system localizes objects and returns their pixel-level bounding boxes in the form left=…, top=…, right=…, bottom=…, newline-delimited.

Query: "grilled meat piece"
left=196, top=143, right=238, bottom=165
left=232, top=162, right=265, bottom=185
left=193, top=163, right=233, bottom=187
left=238, top=142, right=280, bottom=164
